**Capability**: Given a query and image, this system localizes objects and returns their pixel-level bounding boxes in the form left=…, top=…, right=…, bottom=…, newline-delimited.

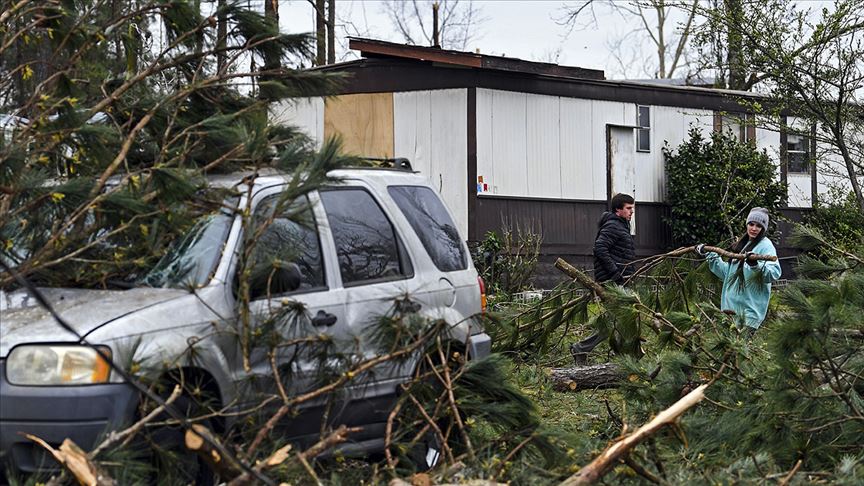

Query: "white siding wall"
left=632, top=106, right=715, bottom=202
left=527, top=95, right=562, bottom=198
left=755, top=122, right=783, bottom=199
left=683, top=109, right=715, bottom=134
left=816, top=148, right=851, bottom=200
left=492, top=90, right=529, bottom=196
left=476, top=89, right=495, bottom=196
left=559, top=98, right=593, bottom=199
left=270, top=98, right=324, bottom=148
left=644, top=105, right=683, bottom=201
left=478, top=89, right=629, bottom=201
left=788, top=174, right=813, bottom=207
left=477, top=88, right=720, bottom=203
left=755, top=126, right=780, bottom=164
left=393, top=89, right=469, bottom=236
left=813, top=122, right=857, bottom=203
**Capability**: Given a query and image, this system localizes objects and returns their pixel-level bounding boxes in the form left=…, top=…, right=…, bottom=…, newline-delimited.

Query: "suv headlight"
left=6, top=345, right=111, bottom=385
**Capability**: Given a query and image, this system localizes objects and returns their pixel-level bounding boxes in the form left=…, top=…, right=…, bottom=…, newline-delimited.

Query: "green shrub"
left=664, top=128, right=786, bottom=246
left=804, top=188, right=864, bottom=251
left=472, top=227, right=542, bottom=297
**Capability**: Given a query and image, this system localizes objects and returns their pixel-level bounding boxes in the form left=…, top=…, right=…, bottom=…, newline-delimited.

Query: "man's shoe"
left=570, top=344, right=588, bottom=366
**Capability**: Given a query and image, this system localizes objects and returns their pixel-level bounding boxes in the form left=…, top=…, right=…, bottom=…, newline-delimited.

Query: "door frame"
left=605, top=123, right=641, bottom=204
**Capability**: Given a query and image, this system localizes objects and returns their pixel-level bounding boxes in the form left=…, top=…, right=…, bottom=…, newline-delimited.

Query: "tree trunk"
left=432, top=1, right=440, bottom=48
left=264, top=0, right=280, bottom=70
left=550, top=364, right=623, bottom=392
left=327, top=0, right=335, bottom=64
left=315, top=0, right=326, bottom=65
left=725, top=0, right=745, bottom=90
left=217, top=0, right=227, bottom=73
left=834, top=132, right=864, bottom=214
left=655, top=3, right=666, bottom=78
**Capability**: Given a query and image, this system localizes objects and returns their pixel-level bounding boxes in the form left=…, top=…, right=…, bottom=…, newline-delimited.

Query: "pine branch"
left=560, top=384, right=709, bottom=485
left=89, top=385, right=182, bottom=459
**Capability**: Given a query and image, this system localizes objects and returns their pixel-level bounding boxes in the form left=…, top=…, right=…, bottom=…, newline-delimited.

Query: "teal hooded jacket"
left=705, top=237, right=782, bottom=329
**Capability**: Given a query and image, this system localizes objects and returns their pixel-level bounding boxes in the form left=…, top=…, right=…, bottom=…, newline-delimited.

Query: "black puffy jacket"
left=592, top=211, right=636, bottom=284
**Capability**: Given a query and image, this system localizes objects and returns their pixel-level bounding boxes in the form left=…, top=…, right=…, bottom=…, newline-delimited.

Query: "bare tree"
left=304, top=0, right=336, bottom=65
left=559, top=0, right=699, bottom=79
left=381, top=0, right=486, bottom=51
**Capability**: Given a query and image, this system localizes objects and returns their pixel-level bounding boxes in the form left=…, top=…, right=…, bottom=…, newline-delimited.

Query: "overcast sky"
left=277, top=1, right=649, bottom=77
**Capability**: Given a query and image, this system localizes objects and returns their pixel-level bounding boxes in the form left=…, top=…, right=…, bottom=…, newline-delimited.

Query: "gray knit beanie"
left=747, top=207, right=770, bottom=229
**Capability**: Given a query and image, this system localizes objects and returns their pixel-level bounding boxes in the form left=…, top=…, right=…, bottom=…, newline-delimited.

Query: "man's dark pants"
left=569, top=277, right=620, bottom=365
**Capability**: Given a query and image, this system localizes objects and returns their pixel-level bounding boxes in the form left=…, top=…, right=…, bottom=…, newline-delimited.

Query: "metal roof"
left=347, top=37, right=606, bottom=81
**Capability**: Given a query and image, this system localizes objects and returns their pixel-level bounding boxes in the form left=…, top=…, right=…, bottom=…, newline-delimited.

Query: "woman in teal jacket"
left=696, top=207, right=782, bottom=332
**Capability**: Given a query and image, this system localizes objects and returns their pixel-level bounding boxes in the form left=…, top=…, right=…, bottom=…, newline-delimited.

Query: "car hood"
left=0, top=287, right=188, bottom=357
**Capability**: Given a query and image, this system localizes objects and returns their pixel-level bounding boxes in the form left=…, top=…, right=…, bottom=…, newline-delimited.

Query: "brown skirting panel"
left=474, top=195, right=807, bottom=288
left=474, top=196, right=672, bottom=256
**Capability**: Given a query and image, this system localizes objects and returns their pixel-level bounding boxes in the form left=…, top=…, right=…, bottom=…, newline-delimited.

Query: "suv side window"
left=247, top=194, right=325, bottom=299
left=388, top=185, right=467, bottom=272
left=319, top=188, right=412, bottom=286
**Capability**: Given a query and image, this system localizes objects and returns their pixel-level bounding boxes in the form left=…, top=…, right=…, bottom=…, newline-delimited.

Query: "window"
left=636, top=105, right=650, bottom=152
left=388, top=185, right=467, bottom=272
left=319, top=188, right=412, bottom=285
left=721, top=115, right=743, bottom=141
left=719, top=113, right=755, bottom=143
left=787, top=133, right=811, bottom=173
left=247, top=195, right=325, bottom=299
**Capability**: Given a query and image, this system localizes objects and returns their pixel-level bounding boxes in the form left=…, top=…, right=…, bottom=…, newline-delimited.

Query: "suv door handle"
left=311, top=310, right=337, bottom=327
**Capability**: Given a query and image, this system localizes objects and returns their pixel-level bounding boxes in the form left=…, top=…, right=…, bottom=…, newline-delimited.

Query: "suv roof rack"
left=363, top=157, right=413, bottom=171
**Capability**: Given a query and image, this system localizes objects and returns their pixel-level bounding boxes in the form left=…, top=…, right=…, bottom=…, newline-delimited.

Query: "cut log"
left=549, top=364, right=624, bottom=392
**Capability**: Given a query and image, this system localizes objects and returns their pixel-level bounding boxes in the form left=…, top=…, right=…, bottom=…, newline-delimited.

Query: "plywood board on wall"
left=324, top=93, right=394, bottom=158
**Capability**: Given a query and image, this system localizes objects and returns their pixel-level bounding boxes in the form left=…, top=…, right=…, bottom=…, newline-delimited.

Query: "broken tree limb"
left=625, top=245, right=777, bottom=283
left=389, top=480, right=506, bottom=486
left=227, top=425, right=361, bottom=486
left=555, top=258, right=605, bottom=298
left=650, top=245, right=777, bottom=262
left=549, top=363, right=623, bottom=392
left=185, top=424, right=242, bottom=480
left=559, top=383, right=709, bottom=485
left=89, top=385, right=182, bottom=459
left=26, top=435, right=116, bottom=486
left=555, top=257, right=688, bottom=343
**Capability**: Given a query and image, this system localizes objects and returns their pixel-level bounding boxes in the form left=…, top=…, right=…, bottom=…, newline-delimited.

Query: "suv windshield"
left=140, top=211, right=234, bottom=288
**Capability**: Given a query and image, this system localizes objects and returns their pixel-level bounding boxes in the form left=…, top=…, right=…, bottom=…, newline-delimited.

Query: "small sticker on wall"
left=477, top=175, right=490, bottom=194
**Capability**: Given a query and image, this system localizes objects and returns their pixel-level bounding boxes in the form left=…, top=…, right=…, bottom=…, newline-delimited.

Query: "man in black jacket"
left=593, top=193, right=636, bottom=283
left=570, top=193, right=636, bottom=364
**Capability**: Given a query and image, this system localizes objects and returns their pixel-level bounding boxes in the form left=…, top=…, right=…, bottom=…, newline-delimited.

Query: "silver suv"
left=0, top=167, right=491, bottom=475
